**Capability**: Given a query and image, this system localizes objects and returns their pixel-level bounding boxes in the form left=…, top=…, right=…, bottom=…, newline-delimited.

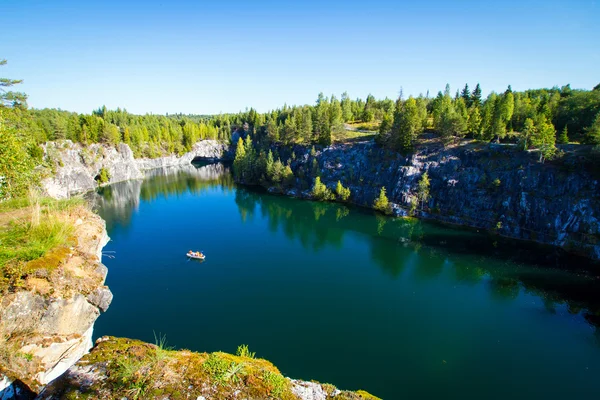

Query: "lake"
left=93, top=162, right=600, bottom=399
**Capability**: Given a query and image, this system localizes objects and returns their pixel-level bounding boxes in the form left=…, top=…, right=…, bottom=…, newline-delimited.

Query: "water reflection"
left=92, top=163, right=233, bottom=232
left=94, top=163, right=600, bottom=329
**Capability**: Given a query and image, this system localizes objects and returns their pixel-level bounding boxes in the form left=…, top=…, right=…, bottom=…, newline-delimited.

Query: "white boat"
left=187, top=251, right=205, bottom=260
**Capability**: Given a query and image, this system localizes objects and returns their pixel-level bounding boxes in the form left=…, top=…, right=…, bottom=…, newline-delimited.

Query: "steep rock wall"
left=279, top=140, right=600, bottom=260
left=41, top=140, right=231, bottom=199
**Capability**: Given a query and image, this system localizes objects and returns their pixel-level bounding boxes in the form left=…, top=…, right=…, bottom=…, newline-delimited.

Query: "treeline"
left=379, top=83, right=600, bottom=159
left=23, top=106, right=232, bottom=158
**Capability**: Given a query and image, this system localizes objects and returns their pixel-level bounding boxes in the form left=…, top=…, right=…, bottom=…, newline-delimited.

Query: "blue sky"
left=1, top=0, right=599, bottom=114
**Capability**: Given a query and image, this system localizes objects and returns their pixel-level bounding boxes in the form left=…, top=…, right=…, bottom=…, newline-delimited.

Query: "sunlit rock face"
left=280, top=139, right=600, bottom=259
left=41, top=140, right=231, bottom=199
left=0, top=211, right=111, bottom=396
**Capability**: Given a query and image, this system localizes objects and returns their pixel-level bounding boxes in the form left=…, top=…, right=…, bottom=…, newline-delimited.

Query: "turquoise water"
left=94, top=163, right=600, bottom=399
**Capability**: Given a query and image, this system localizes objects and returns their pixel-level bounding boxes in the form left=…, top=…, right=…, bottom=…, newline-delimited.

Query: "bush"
left=335, top=181, right=351, bottom=201
left=311, top=177, right=333, bottom=201
left=97, top=167, right=110, bottom=184
left=373, top=187, right=391, bottom=214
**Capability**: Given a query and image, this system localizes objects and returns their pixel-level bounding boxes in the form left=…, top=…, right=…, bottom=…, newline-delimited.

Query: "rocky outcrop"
left=36, top=337, right=379, bottom=400
left=274, top=139, right=600, bottom=260
left=0, top=208, right=112, bottom=396
left=41, top=140, right=231, bottom=199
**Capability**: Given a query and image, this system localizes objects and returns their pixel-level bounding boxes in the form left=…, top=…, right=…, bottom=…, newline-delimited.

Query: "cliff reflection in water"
left=94, top=162, right=600, bottom=333
left=235, top=186, right=600, bottom=331
left=92, top=163, right=233, bottom=232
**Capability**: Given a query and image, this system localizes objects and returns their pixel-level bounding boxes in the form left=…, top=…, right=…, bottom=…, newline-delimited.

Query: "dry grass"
left=0, top=194, right=85, bottom=293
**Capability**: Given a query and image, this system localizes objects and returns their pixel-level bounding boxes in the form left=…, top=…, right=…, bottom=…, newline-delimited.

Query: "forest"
left=1, top=58, right=600, bottom=200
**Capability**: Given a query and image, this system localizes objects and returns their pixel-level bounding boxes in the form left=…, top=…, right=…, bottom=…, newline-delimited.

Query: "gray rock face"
left=286, top=141, right=600, bottom=259
left=41, top=140, right=231, bottom=199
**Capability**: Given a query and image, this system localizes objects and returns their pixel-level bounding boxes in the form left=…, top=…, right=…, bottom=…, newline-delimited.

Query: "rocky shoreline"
left=258, top=139, right=600, bottom=261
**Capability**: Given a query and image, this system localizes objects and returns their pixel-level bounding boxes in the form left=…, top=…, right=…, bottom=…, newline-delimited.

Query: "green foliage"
left=335, top=180, right=351, bottom=201
left=97, top=167, right=110, bottom=184
left=373, top=187, right=391, bottom=214
left=113, top=357, right=150, bottom=400
left=531, top=115, right=557, bottom=162
left=262, top=370, right=288, bottom=397
left=586, top=113, right=600, bottom=145
left=236, top=344, right=256, bottom=359
left=417, top=172, right=430, bottom=209
left=0, top=109, right=36, bottom=199
left=391, top=97, right=422, bottom=153
left=152, top=332, right=172, bottom=362
left=0, top=60, right=27, bottom=107
left=202, top=353, right=230, bottom=385
left=312, top=177, right=334, bottom=201
left=557, top=125, right=569, bottom=144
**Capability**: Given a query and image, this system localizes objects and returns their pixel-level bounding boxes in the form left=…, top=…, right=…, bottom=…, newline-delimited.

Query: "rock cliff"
left=41, top=140, right=230, bottom=199
left=272, top=138, right=600, bottom=260
left=0, top=207, right=111, bottom=397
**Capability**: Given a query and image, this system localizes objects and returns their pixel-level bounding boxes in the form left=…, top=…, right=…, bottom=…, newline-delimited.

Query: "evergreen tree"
left=585, top=113, right=600, bottom=145
left=341, top=91, right=353, bottom=122
left=379, top=113, right=392, bottom=134
left=373, top=187, right=391, bottom=214
left=233, top=137, right=246, bottom=179
left=0, top=59, right=27, bottom=107
left=468, top=106, right=482, bottom=136
left=471, top=83, right=482, bottom=108
left=461, top=84, right=471, bottom=107
left=557, top=125, right=569, bottom=144
left=531, top=115, right=556, bottom=162
left=417, top=172, right=430, bottom=209
left=392, top=96, right=421, bottom=153
left=520, top=118, right=535, bottom=150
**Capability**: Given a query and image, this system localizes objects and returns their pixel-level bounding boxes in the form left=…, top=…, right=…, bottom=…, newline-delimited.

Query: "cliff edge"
left=0, top=203, right=112, bottom=397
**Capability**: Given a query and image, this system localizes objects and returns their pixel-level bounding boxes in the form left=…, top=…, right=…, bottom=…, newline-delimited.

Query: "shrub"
left=311, top=177, right=333, bottom=201
left=97, top=167, right=110, bottom=184
left=335, top=180, right=351, bottom=201
left=373, top=187, right=391, bottom=214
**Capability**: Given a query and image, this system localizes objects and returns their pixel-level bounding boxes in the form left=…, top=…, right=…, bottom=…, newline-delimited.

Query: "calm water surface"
left=93, top=163, right=600, bottom=399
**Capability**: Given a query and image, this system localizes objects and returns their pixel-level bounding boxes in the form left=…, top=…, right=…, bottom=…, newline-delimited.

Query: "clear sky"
left=1, top=0, right=599, bottom=115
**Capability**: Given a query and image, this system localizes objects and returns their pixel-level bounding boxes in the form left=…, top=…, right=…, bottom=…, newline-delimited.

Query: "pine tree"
left=468, top=106, right=482, bottom=137
left=233, top=137, right=246, bottom=179
left=282, top=165, right=295, bottom=188
left=557, top=125, right=569, bottom=144
left=531, top=115, right=556, bottom=162
left=392, top=97, right=421, bottom=152
left=265, top=150, right=274, bottom=180
left=471, top=83, right=482, bottom=108
left=417, top=172, right=430, bottom=209
left=461, top=84, right=471, bottom=107
left=373, top=187, right=391, bottom=214
left=0, top=59, right=27, bottom=107
left=585, top=113, right=600, bottom=145
left=520, top=118, right=535, bottom=150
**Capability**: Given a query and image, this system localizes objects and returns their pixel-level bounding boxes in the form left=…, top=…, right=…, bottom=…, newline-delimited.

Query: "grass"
left=333, top=129, right=376, bottom=144
left=236, top=344, right=256, bottom=359
left=0, top=194, right=84, bottom=293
